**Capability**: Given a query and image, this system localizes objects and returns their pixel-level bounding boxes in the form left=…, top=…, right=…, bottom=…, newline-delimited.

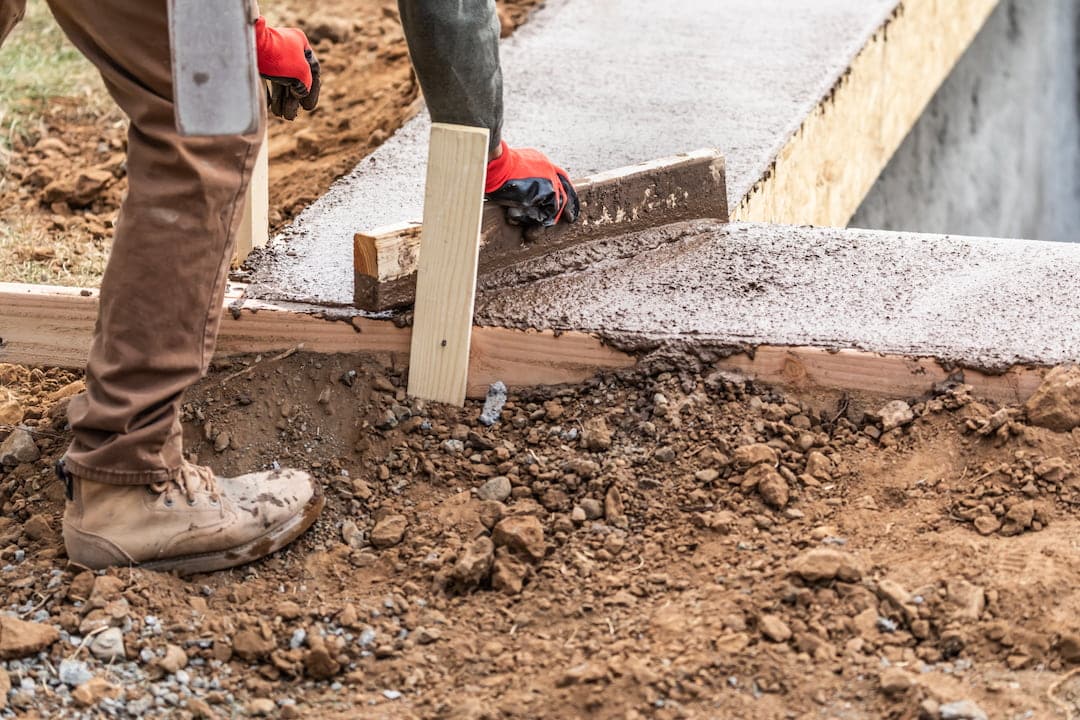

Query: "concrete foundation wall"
left=851, top=0, right=1080, bottom=242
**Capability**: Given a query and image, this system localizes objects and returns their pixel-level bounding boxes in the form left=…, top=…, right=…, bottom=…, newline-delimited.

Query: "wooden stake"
left=406, top=123, right=490, bottom=405
left=234, top=127, right=270, bottom=265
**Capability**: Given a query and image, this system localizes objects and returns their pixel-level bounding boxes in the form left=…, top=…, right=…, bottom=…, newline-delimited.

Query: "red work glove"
left=485, top=141, right=580, bottom=227
left=254, top=17, right=321, bottom=121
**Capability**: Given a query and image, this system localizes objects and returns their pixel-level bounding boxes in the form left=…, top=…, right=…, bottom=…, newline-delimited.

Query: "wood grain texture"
left=354, top=149, right=728, bottom=310
left=406, top=124, right=490, bottom=405
left=734, top=0, right=999, bottom=226
left=234, top=128, right=270, bottom=265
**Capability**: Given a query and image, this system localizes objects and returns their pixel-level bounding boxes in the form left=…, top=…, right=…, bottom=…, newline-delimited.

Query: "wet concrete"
left=248, top=0, right=898, bottom=306
left=474, top=221, right=1080, bottom=370
left=853, top=0, right=1080, bottom=242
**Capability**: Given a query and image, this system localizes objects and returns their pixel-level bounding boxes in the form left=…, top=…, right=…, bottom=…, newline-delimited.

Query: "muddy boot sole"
left=138, top=487, right=325, bottom=576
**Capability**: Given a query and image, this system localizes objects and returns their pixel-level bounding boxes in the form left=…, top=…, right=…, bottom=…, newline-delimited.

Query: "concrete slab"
left=248, top=0, right=900, bottom=306
left=474, top=221, right=1080, bottom=370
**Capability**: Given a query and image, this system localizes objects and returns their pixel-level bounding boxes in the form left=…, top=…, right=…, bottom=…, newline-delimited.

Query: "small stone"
left=0, top=427, right=40, bottom=466
left=580, top=498, right=604, bottom=520
left=804, top=451, right=832, bottom=480
left=0, top=615, right=60, bottom=659
left=451, top=536, right=495, bottom=588
left=939, top=699, right=988, bottom=720
left=543, top=400, right=565, bottom=420
left=23, top=514, right=52, bottom=541
left=72, top=677, right=119, bottom=707
left=214, top=432, right=231, bottom=452
left=491, top=548, right=529, bottom=594
left=0, top=668, right=8, bottom=711
left=58, top=659, right=93, bottom=687
left=789, top=548, right=862, bottom=583
left=1059, top=633, right=1080, bottom=663
left=694, top=468, right=720, bottom=483
left=1001, top=500, right=1035, bottom=535
left=1035, top=457, right=1071, bottom=483
left=604, top=486, right=627, bottom=526
left=759, top=614, right=791, bottom=642
left=341, top=520, right=365, bottom=548
left=232, top=629, right=275, bottom=661
left=751, top=465, right=789, bottom=508
left=570, top=506, right=587, bottom=524
left=351, top=478, right=373, bottom=500
left=1024, top=365, right=1080, bottom=432
left=89, top=627, right=125, bottom=661
left=248, top=698, right=277, bottom=716
left=0, top=389, right=23, bottom=425
left=582, top=417, right=612, bottom=451
left=653, top=446, right=677, bottom=463
left=476, top=476, right=512, bottom=502
left=275, top=601, right=302, bottom=620
left=478, top=381, right=508, bottom=426
left=973, top=515, right=1001, bottom=535
left=879, top=667, right=913, bottom=696
left=874, top=400, right=914, bottom=431
left=370, top=514, right=408, bottom=549
left=733, top=443, right=777, bottom=468
left=492, top=515, right=546, bottom=561
left=945, top=578, right=985, bottom=620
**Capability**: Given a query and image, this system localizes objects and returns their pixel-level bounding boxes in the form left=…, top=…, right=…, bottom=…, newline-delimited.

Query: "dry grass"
left=0, top=214, right=109, bottom=286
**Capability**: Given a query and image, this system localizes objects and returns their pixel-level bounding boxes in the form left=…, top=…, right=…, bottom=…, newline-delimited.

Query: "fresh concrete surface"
left=248, top=0, right=898, bottom=306
left=852, top=0, right=1080, bottom=242
left=475, top=221, right=1080, bottom=370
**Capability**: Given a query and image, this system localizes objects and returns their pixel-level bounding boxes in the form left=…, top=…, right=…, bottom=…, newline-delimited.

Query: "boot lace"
left=150, top=461, right=221, bottom=506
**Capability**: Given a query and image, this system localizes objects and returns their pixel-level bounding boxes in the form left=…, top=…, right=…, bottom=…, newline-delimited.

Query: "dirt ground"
left=0, top=0, right=538, bottom=285
left=2, top=354, right=1080, bottom=719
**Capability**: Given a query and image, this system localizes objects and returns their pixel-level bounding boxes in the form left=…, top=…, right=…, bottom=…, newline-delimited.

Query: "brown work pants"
left=2, top=0, right=262, bottom=484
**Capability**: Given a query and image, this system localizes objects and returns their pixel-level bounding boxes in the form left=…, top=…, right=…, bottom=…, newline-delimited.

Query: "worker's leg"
left=46, top=0, right=255, bottom=484
left=43, top=0, right=322, bottom=572
left=397, top=0, right=503, bottom=155
left=0, top=0, right=26, bottom=44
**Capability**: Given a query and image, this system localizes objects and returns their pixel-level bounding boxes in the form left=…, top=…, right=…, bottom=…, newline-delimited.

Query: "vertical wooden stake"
left=407, top=123, right=490, bottom=405
left=234, top=127, right=270, bottom=265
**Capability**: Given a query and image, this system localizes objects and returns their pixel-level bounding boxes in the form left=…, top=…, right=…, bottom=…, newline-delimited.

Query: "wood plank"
left=354, top=149, right=728, bottom=310
left=406, top=123, right=490, bottom=405
left=234, top=127, right=270, bottom=265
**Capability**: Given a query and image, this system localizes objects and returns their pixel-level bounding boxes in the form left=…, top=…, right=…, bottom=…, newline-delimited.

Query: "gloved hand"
left=254, top=17, right=321, bottom=121
left=485, top=141, right=580, bottom=227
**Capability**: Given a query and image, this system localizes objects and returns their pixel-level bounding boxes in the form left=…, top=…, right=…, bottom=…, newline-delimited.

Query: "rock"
left=1025, top=366, right=1080, bottom=432
left=477, top=500, right=505, bottom=530
left=789, top=548, right=862, bottom=583
left=304, top=13, right=353, bottom=43
left=341, top=520, right=365, bottom=548
left=733, top=443, right=777, bottom=468
left=1059, top=633, right=1080, bottom=663
left=973, top=515, right=1001, bottom=535
left=491, top=547, right=529, bottom=594
left=88, top=575, right=124, bottom=608
left=1036, top=456, right=1071, bottom=483
left=304, top=645, right=341, bottom=679
left=47, top=379, right=85, bottom=402
left=89, top=627, right=126, bottom=661
left=580, top=498, right=604, bottom=520
left=759, top=614, right=791, bottom=642
left=158, top=643, right=188, bottom=673
left=945, top=579, right=985, bottom=621
left=939, top=700, right=988, bottom=720
left=370, top=514, right=408, bottom=548
left=604, top=486, right=627, bottom=526
left=492, top=515, right=546, bottom=561
left=874, top=400, right=914, bottom=431
left=248, top=698, right=277, bottom=716
left=0, top=389, right=23, bottom=425
left=351, top=478, right=373, bottom=500
left=0, top=427, right=40, bottom=466
left=476, top=476, right=512, bottom=502
left=751, top=466, right=789, bottom=509
left=232, top=629, right=275, bottom=661
left=0, top=668, right=8, bottom=710
left=1001, top=500, right=1035, bottom=535
left=213, top=431, right=231, bottom=452
left=879, top=667, right=913, bottom=696
left=23, top=514, right=52, bottom=541
left=694, top=468, right=720, bottom=483
left=582, top=417, right=612, bottom=451
left=451, top=536, right=495, bottom=588
left=804, top=451, right=833, bottom=480
left=188, top=697, right=214, bottom=718
left=72, top=677, right=119, bottom=707
left=478, top=381, right=508, bottom=426
left=0, top=615, right=60, bottom=659
left=543, top=400, right=565, bottom=420
left=58, top=659, right=93, bottom=687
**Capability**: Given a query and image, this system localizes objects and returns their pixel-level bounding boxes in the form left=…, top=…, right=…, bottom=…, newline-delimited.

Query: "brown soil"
left=0, top=0, right=539, bottom=284
left=2, top=355, right=1080, bottom=718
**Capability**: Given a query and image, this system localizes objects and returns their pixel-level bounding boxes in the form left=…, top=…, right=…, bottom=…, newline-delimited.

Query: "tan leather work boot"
left=59, top=460, right=324, bottom=575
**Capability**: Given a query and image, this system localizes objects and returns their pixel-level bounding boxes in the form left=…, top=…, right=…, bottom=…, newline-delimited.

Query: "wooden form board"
left=234, top=127, right=270, bottom=265
left=734, top=0, right=999, bottom=226
left=406, top=123, right=490, bottom=405
left=0, top=282, right=1050, bottom=407
left=354, top=149, right=728, bottom=311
